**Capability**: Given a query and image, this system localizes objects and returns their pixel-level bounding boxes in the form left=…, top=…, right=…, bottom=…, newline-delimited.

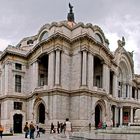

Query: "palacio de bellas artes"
left=0, top=2, right=140, bottom=136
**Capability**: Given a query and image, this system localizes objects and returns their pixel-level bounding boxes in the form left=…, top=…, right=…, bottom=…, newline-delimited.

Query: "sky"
left=0, top=0, right=140, bottom=74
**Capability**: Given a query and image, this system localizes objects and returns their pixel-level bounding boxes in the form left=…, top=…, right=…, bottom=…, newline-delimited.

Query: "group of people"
left=23, top=121, right=40, bottom=139
left=50, top=118, right=72, bottom=139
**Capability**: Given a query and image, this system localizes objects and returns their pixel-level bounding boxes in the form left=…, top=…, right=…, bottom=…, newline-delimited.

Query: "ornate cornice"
left=1, top=88, right=140, bottom=108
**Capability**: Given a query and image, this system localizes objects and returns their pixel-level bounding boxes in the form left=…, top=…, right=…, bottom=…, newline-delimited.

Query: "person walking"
left=24, top=122, right=29, bottom=138
left=57, top=121, right=60, bottom=134
left=36, top=125, right=40, bottom=138
left=0, top=125, right=4, bottom=139
left=50, top=123, right=55, bottom=134
left=29, top=121, right=35, bottom=139
left=65, top=118, right=72, bottom=139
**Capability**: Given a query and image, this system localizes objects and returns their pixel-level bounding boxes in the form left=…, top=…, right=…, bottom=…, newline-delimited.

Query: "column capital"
left=5, top=61, right=12, bottom=65
left=54, top=45, right=62, bottom=51
left=80, top=45, right=89, bottom=52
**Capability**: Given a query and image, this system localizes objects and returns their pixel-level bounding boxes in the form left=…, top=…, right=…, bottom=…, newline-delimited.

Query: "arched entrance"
left=95, top=104, right=102, bottom=128
left=13, top=114, right=23, bottom=133
left=37, top=103, right=45, bottom=124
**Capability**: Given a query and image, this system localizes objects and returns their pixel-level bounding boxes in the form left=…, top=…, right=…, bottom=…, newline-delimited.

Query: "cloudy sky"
left=0, top=0, right=140, bottom=73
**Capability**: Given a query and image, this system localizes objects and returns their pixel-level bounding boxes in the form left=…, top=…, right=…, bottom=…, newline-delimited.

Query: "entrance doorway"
left=38, top=103, right=45, bottom=124
left=13, top=114, right=23, bottom=133
left=95, top=104, right=102, bottom=128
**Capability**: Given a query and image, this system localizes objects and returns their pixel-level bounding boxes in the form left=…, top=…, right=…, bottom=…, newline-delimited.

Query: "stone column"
left=48, top=51, right=55, bottom=88
left=120, top=107, right=123, bottom=126
left=130, top=107, right=133, bottom=123
left=103, top=63, right=110, bottom=93
left=113, top=74, right=118, bottom=98
left=122, top=84, right=126, bottom=98
left=88, top=53, right=94, bottom=89
left=114, top=107, right=118, bottom=127
left=129, top=85, right=132, bottom=98
left=55, top=49, right=61, bottom=86
left=138, top=89, right=140, bottom=101
left=127, top=85, right=130, bottom=98
left=81, top=50, right=87, bottom=86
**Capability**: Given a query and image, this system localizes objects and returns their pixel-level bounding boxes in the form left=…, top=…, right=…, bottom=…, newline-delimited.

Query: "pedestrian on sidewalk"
left=29, top=121, right=35, bottom=139
left=36, top=125, right=40, bottom=138
left=24, top=122, right=29, bottom=138
left=65, top=118, right=72, bottom=139
left=57, top=121, right=60, bottom=134
left=0, top=124, right=4, bottom=139
left=50, top=123, right=55, bottom=134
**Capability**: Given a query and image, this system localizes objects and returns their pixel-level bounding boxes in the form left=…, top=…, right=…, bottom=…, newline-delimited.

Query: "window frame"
left=14, top=102, right=22, bottom=110
left=15, top=75, right=22, bottom=93
left=15, top=63, right=22, bottom=70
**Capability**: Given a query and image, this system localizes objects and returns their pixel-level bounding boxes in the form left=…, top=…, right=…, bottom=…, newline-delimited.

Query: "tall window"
left=118, top=82, right=122, bottom=97
left=132, top=87, right=135, bottom=98
left=15, top=63, right=22, bottom=70
left=15, top=75, right=21, bottom=92
left=95, top=75, right=101, bottom=88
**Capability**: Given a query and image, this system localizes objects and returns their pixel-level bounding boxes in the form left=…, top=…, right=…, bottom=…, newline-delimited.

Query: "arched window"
left=40, top=31, right=48, bottom=41
left=95, top=33, right=103, bottom=43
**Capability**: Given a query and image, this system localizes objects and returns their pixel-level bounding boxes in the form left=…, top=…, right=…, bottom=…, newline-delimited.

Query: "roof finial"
left=67, top=3, right=75, bottom=22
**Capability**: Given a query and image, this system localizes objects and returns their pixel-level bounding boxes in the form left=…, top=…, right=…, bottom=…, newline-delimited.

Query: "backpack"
left=24, top=126, right=28, bottom=132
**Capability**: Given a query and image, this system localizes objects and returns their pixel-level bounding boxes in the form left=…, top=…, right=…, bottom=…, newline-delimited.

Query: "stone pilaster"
left=79, top=95, right=88, bottom=120
left=113, top=74, right=117, bottom=98
left=32, top=61, right=38, bottom=90
left=103, top=63, right=110, bottom=93
left=81, top=50, right=87, bottom=86
left=48, top=51, right=55, bottom=88
left=55, top=49, right=61, bottom=86
left=4, top=62, right=12, bottom=95
left=88, top=53, right=94, bottom=89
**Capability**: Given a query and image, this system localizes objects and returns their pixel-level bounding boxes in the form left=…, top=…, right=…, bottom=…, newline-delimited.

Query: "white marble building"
left=0, top=6, right=140, bottom=133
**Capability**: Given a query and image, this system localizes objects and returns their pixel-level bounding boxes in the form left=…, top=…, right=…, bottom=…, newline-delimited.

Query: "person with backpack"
left=24, top=122, right=29, bottom=138
left=29, top=121, right=35, bottom=139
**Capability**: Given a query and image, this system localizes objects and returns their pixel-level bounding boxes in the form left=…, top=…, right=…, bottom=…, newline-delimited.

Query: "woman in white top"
left=65, top=118, right=72, bottom=139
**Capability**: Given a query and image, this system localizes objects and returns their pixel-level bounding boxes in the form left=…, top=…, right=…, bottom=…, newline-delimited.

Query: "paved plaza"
left=2, top=133, right=69, bottom=140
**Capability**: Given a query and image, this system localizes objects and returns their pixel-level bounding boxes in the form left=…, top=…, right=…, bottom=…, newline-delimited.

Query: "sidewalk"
left=2, top=133, right=70, bottom=140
